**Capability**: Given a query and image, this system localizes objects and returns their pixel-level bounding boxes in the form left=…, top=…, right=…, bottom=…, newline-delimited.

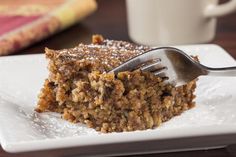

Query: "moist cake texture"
left=36, top=35, right=196, bottom=133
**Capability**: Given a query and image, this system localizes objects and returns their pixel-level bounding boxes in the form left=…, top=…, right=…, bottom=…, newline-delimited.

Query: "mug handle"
left=205, top=0, right=236, bottom=17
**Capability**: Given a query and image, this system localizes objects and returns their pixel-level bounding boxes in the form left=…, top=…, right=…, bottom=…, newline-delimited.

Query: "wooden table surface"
left=2, top=0, right=236, bottom=156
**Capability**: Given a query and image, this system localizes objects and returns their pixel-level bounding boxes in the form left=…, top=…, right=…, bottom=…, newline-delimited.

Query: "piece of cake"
left=36, top=35, right=196, bottom=133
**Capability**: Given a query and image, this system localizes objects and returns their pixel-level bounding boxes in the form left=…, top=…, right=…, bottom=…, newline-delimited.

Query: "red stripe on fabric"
left=0, top=15, right=41, bottom=36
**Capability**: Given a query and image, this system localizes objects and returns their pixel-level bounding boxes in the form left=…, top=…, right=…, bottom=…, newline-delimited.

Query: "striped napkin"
left=0, top=0, right=97, bottom=56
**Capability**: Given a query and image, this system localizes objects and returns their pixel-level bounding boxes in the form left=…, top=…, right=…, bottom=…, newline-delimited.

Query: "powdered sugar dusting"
left=18, top=107, right=98, bottom=139
left=53, top=39, right=150, bottom=72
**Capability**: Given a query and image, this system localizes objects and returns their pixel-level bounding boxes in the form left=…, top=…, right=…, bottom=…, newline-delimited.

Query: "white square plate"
left=0, top=44, right=236, bottom=156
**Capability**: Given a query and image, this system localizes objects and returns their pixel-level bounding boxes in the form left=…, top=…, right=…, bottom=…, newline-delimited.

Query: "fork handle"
left=205, top=66, right=236, bottom=76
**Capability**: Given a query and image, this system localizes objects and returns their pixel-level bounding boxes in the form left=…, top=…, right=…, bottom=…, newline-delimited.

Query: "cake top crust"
left=46, top=35, right=150, bottom=71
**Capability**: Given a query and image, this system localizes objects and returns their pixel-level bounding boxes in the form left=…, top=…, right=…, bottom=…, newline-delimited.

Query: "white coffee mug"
left=126, top=0, right=236, bottom=46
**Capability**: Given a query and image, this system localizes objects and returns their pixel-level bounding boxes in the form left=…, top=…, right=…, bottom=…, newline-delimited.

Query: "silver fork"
left=110, top=47, right=236, bottom=87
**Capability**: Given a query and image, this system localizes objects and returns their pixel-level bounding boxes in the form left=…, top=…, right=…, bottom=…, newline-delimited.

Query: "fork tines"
left=140, top=58, right=168, bottom=78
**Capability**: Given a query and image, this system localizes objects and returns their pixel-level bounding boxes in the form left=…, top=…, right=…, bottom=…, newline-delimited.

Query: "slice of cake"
left=36, top=35, right=196, bottom=133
